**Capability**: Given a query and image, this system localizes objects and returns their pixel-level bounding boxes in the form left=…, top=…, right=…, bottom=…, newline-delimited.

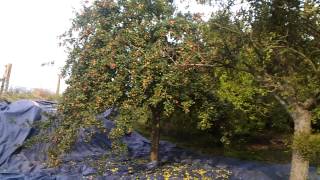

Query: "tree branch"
left=270, top=45, right=318, bottom=72
left=301, top=98, right=316, bottom=110
left=274, top=94, right=290, bottom=112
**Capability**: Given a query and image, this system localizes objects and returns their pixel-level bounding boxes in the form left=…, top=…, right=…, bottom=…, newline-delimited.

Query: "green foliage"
left=198, top=0, right=320, bottom=155
left=56, top=0, right=220, bottom=162
left=191, top=1, right=320, bottom=162
left=24, top=112, right=57, bottom=148
left=293, top=133, right=320, bottom=164
left=312, top=107, right=320, bottom=132
left=199, top=0, right=320, bottom=110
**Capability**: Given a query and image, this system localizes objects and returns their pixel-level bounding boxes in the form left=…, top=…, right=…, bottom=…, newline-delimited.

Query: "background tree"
left=193, top=0, right=320, bottom=179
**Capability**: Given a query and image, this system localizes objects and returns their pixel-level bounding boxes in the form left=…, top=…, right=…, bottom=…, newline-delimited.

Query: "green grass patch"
left=134, top=123, right=293, bottom=164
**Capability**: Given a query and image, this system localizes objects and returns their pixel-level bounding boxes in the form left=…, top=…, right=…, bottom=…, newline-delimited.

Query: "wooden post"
left=0, top=78, right=4, bottom=96
left=4, top=64, right=12, bottom=92
left=56, top=74, right=61, bottom=96
left=0, top=64, right=13, bottom=96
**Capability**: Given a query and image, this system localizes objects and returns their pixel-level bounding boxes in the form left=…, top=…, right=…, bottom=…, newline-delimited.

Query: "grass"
left=163, top=135, right=292, bottom=164
left=0, top=88, right=60, bottom=102
left=135, top=123, right=293, bottom=164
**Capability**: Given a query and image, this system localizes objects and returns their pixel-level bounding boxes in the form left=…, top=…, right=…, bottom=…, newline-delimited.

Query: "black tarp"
left=0, top=100, right=319, bottom=180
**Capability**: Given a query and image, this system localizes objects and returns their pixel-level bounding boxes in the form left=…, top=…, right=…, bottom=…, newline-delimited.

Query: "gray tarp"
left=0, top=100, right=319, bottom=180
left=0, top=100, right=41, bottom=166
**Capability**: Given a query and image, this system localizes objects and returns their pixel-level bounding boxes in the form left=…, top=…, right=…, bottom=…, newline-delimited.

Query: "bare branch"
left=274, top=95, right=290, bottom=112
left=177, top=63, right=215, bottom=67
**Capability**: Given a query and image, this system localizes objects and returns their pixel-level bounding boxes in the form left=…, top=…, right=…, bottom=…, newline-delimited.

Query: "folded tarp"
left=0, top=100, right=42, bottom=166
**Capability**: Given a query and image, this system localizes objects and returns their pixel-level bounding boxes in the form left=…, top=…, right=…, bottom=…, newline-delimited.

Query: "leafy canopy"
left=54, top=0, right=220, bottom=159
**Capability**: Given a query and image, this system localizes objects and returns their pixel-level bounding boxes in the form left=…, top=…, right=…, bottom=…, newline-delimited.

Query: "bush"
left=293, top=133, right=320, bottom=164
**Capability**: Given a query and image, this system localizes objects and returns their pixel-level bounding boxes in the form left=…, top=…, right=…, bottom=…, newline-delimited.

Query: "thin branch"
left=301, top=97, right=316, bottom=110
left=176, top=61, right=252, bottom=74
left=287, top=47, right=318, bottom=72
left=177, top=63, right=216, bottom=67
left=168, top=55, right=177, bottom=65
left=212, top=23, right=242, bottom=35
left=270, top=45, right=318, bottom=72
left=274, top=94, right=290, bottom=112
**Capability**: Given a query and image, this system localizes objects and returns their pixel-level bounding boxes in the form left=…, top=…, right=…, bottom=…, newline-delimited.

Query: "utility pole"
left=56, top=74, right=61, bottom=96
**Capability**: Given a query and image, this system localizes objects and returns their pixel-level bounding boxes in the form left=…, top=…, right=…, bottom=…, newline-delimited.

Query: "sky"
left=0, top=0, right=213, bottom=93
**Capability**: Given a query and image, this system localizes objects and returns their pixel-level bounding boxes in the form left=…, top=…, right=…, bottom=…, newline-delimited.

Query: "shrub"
left=293, top=133, right=320, bottom=164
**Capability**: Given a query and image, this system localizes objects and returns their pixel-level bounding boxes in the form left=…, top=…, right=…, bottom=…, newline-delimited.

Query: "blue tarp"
left=0, top=100, right=319, bottom=180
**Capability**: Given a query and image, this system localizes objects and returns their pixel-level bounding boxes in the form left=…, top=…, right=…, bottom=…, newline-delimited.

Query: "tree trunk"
left=289, top=105, right=312, bottom=180
left=150, top=107, right=160, bottom=162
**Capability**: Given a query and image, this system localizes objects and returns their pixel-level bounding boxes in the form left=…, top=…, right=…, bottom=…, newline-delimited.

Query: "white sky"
left=0, top=0, right=213, bottom=93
